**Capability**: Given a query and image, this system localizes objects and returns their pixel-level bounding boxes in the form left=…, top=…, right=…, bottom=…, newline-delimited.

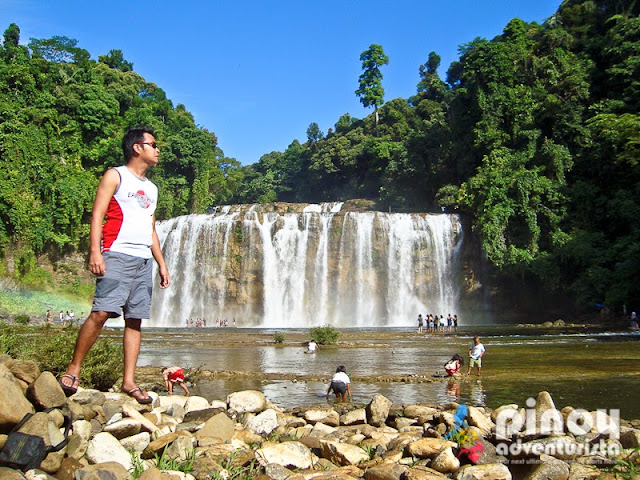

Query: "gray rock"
left=363, top=462, right=407, bottom=479
left=256, top=441, right=314, bottom=469
left=366, top=394, right=392, bottom=427
left=245, top=409, right=278, bottom=436
left=74, top=461, right=131, bottom=480
left=85, top=432, right=133, bottom=471
left=304, top=408, right=340, bottom=426
left=165, top=435, right=195, bottom=461
left=524, top=455, right=569, bottom=480
left=264, top=462, right=294, bottom=480
left=195, top=412, right=236, bottom=442
left=183, top=396, right=210, bottom=413
left=227, top=390, right=267, bottom=414
left=70, top=389, right=106, bottom=406
left=455, top=463, right=512, bottom=480
left=8, top=360, right=40, bottom=385
left=431, top=446, right=460, bottom=473
left=319, top=439, right=370, bottom=466
left=119, top=431, right=151, bottom=453
left=65, top=433, right=88, bottom=461
left=340, top=409, right=367, bottom=426
left=104, top=418, right=143, bottom=439
left=467, top=406, right=494, bottom=435
left=181, top=407, right=225, bottom=424
left=406, top=438, right=457, bottom=459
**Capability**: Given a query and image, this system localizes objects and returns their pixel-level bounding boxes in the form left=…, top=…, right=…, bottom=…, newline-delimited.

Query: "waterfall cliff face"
left=151, top=203, right=464, bottom=328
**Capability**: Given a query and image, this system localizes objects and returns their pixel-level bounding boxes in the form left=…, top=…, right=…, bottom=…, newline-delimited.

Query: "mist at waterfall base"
left=150, top=203, right=473, bottom=328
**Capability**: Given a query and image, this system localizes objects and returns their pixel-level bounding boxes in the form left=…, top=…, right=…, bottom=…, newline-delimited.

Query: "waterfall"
left=152, top=204, right=463, bottom=328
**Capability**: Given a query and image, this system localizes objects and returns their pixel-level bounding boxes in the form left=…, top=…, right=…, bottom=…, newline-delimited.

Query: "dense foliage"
left=0, top=26, right=243, bottom=286
left=0, top=324, right=122, bottom=390
left=1, top=0, right=639, bottom=314
left=234, top=0, right=640, bottom=313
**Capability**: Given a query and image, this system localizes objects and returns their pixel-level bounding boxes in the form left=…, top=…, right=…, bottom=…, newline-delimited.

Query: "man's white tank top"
left=102, top=166, right=158, bottom=259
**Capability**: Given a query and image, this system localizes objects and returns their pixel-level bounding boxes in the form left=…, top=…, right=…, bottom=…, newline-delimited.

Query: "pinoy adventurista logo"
left=494, top=396, right=621, bottom=461
left=129, top=190, right=154, bottom=209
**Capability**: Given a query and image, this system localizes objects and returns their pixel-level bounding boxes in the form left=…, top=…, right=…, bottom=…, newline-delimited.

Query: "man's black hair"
left=336, top=365, right=346, bottom=373
left=122, top=125, right=155, bottom=162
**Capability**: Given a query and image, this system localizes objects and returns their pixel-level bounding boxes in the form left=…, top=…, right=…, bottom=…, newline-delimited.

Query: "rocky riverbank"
left=1, top=356, right=640, bottom=479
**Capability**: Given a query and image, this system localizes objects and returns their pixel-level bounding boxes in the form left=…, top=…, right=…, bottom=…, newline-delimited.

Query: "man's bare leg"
left=62, top=311, right=109, bottom=387
left=122, top=318, right=142, bottom=392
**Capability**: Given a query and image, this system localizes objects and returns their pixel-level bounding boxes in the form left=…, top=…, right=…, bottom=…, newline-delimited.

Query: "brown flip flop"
left=122, top=386, right=153, bottom=404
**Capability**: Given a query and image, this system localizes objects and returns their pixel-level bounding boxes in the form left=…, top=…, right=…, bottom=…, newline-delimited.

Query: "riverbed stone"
left=104, top=418, right=143, bottom=439
left=363, top=462, right=407, bottom=479
left=119, top=431, right=151, bottom=453
left=227, top=390, right=267, bottom=414
left=0, top=376, right=35, bottom=427
left=467, top=406, right=494, bottom=435
left=195, top=412, right=235, bottom=442
left=431, top=446, right=460, bottom=473
left=406, top=438, right=457, bottom=459
left=340, top=409, right=367, bottom=426
left=184, top=396, right=211, bottom=413
left=86, top=432, right=132, bottom=471
left=304, top=408, right=340, bottom=426
left=74, top=462, right=131, bottom=480
left=246, top=408, right=278, bottom=436
left=524, top=455, right=569, bottom=480
left=455, top=463, right=512, bottom=480
left=25, top=371, right=67, bottom=409
left=319, top=439, right=370, bottom=466
left=366, top=395, right=392, bottom=427
left=256, top=441, right=314, bottom=469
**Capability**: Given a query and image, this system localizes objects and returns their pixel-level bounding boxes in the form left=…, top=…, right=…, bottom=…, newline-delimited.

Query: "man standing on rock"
left=59, top=126, right=170, bottom=404
left=467, top=336, right=485, bottom=377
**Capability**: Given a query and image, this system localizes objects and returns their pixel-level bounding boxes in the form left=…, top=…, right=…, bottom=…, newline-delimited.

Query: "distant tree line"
left=0, top=0, right=638, bottom=312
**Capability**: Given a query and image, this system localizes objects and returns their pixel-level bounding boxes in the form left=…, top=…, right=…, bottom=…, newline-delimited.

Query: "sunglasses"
left=134, top=142, right=158, bottom=149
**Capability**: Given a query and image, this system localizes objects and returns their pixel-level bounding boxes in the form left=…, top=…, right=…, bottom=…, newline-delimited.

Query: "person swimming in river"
left=444, top=353, right=464, bottom=376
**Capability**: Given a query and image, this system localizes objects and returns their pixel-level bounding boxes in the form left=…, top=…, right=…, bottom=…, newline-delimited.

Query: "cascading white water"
left=152, top=204, right=463, bottom=328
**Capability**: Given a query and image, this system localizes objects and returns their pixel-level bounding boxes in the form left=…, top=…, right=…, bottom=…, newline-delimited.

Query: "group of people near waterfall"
left=417, top=313, right=458, bottom=333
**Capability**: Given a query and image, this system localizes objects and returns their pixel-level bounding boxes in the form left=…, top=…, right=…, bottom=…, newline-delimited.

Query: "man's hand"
left=89, top=251, right=106, bottom=276
left=159, top=266, right=170, bottom=288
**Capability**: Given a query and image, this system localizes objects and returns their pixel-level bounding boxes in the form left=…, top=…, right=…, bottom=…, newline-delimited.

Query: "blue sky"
left=2, top=1, right=562, bottom=165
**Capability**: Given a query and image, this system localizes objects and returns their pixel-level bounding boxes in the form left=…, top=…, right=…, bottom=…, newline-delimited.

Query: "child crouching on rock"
left=445, top=354, right=464, bottom=376
left=162, top=366, right=190, bottom=396
left=326, top=365, right=351, bottom=402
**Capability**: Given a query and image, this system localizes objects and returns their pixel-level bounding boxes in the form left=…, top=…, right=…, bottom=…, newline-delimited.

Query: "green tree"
left=98, top=49, right=133, bottom=72
left=355, top=44, right=389, bottom=126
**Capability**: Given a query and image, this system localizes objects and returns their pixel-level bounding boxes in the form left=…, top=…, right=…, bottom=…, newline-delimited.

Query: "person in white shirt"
left=307, top=340, right=319, bottom=353
left=326, top=365, right=351, bottom=402
left=467, top=336, right=486, bottom=377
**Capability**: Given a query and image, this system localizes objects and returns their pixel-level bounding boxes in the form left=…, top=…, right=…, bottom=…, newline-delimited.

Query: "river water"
left=135, top=326, right=640, bottom=420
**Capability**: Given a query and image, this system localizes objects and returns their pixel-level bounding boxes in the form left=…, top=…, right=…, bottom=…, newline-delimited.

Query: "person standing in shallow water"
left=467, top=336, right=485, bottom=377
left=59, top=126, right=170, bottom=405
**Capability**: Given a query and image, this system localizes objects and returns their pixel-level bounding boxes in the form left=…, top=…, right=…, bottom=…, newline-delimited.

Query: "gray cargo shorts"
left=92, top=251, right=153, bottom=319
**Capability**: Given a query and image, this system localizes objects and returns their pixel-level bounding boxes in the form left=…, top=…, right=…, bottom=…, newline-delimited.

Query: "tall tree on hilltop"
left=355, top=44, right=389, bottom=127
